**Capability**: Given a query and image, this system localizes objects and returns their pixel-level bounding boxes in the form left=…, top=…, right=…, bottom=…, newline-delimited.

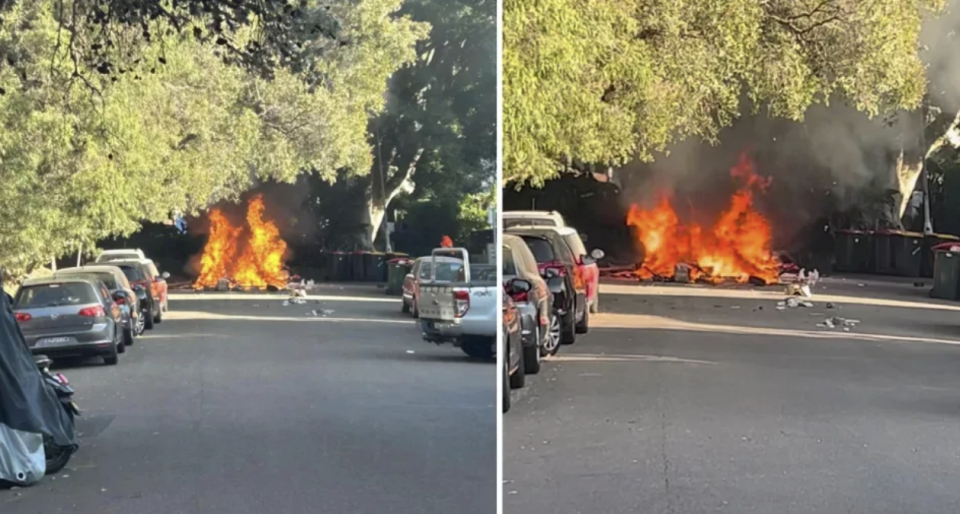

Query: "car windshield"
left=117, top=265, right=146, bottom=282
left=471, top=265, right=496, bottom=281
left=564, top=234, right=588, bottom=258
left=60, top=271, right=118, bottom=290
left=17, top=283, right=97, bottom=308
left=502, top=248, right=517, bottom=276
left=519, top=236, right=555, bottom=263
left=434, top=262, right=463, bottom=281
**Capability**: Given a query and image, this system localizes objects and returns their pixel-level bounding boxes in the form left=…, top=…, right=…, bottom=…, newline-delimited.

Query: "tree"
left=308, top=0, right=496, bottom=249
left=503, top=0, right=946, bottom=187
left=0, top=0, right=424, bottom=278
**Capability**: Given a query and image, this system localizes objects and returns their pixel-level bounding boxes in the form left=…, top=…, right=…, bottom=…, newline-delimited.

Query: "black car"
left=505, top=226, right=588, bottom=345
left=502, top=294, right=524, bottom=413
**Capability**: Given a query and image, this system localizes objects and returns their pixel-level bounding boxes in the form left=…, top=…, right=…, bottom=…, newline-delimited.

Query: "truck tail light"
left=453, top=290, right=470, bottom=318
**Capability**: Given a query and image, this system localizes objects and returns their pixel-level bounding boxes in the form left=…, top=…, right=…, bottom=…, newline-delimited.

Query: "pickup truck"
left=418, top=248, right=498, bottom=359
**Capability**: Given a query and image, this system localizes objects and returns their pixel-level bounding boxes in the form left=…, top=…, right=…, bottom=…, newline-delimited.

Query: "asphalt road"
left=3, top=286, right=496, bottom=514
left=505, top=277, right=960, bottom=514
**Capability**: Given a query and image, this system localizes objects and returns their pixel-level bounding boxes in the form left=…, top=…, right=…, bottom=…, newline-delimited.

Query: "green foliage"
left=0, top=0, right=425, bottom=278
left=504, top=0, right=946, bottom=186
left=456, top=184, right=494, bottom=240
left=304, top=0, right=496, bottom=249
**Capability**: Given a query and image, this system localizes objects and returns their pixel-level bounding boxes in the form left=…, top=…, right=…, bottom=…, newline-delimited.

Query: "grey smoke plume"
left=619, top=1, right=960, bottom=245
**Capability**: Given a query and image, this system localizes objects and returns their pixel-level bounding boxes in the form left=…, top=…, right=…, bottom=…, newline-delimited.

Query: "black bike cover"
left=0, top=277, right=77, bottom=484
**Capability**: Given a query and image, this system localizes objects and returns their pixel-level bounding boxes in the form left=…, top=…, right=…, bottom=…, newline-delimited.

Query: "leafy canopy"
left=0, top=0, right=426, bottom=277
left=503, top=0, right=946, bottom=186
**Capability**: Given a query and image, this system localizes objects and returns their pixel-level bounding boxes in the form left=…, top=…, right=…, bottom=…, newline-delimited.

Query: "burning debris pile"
left=193, top=194, right=290, bottom=291
left=622, top=153, right=782, bottom=285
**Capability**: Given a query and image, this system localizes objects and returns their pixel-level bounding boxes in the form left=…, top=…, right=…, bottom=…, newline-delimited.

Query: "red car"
left=555, top=227, right=603, bottom=313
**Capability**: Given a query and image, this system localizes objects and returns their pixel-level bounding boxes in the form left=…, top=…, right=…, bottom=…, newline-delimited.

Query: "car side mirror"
left=546, top=276, right=564, bottom=290
left=581, top=255, right=596, bottom=265
left=507, top=278, right=532, bottom=295
left=161, top=272, right=170, bottom=280
left=590, top=248, right=605, bottom=260
left=542, top=267, right=559, bottom=279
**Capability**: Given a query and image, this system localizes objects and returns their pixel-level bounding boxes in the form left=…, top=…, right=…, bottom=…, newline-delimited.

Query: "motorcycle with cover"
left=0, top=273, right=79, bottom=486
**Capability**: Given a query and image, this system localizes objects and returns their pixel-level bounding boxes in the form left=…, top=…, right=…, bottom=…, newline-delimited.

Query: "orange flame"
left=193, top=195, right=289, bottom=290
left=440, top=235, right=454, bottom=248
left=625, top=154, right=780, bottom=284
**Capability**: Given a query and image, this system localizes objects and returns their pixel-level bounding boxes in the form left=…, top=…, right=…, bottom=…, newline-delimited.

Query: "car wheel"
left=502, top=352, right=511, bottom=413
left=460, top=337, right=495, bottom=360
left=576, top=306, right=590, bottom=334
left=116, top=328, right=126, bottom=354
left=123, top=326, right=135, bottom=346
left=134, top=312, right=146, bottom=335
left=510, top=343, right=526, bottom=389
left=543, top=314, right=562, bottom=356
left=144, top=308, right=155, bottom=330
left=523, top=326, right=542, bottom=375
left=104, top=331, right=120, bottom=365
left=561, top=310, right=576, bottom=345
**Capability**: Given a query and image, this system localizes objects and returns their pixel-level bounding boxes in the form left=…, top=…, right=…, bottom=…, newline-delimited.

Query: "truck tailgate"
left=418, top=284, right=456, bottom=321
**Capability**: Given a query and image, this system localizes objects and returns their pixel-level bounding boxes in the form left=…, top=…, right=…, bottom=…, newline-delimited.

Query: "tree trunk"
left=358, top=143, right=426, bottom=251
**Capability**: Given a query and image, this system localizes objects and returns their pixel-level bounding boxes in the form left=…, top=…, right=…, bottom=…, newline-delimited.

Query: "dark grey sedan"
left=54, top=265, right=142, bottom=344
left=13, top=277, right=125, bottom=365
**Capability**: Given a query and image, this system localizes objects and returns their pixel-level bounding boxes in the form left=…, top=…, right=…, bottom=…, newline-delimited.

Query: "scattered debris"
left=826, top=302, right=836, bottom=309
left=786, top=297, right=799, bottom=308
left=282, top=300, right=290, bottom=306
left=799, top=300, right=814, bottom=308
left=406, top=350, right=415, bottom=354
left=321, top=309, right=335, bottom=316
left=817, top=316, right=860, bottom=330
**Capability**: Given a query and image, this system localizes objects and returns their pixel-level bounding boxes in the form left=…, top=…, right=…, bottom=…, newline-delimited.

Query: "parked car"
left=94, top=248, right=146, bottom=263
left=13, top=277, right=126, bottom=365
left=503, top=210, right=568, bottom=228
left=502, top=294, right=524, bottom=414
left=53, top=265, right=143, bottom=343
left=506, top=226, right=589, bottom=344
left=554, top=226, right=605, bottom=313
left=418, top=248, right=498, bottom=359
left=401, top=255, right=467, bottom=318
left=503, top=234, right=556, bottom=370
left=104, top=260, right=163, bottom=329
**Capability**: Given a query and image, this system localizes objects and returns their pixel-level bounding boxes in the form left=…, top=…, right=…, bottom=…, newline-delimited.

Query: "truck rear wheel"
left=461, top=337, right=494, bottom=360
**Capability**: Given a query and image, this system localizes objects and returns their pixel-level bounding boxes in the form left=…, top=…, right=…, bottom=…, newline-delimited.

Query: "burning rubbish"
left=624, top=153, right=780, bottom=284
left=193, top=195, right=289, bottom=290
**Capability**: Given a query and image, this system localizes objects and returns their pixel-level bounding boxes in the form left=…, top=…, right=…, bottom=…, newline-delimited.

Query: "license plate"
left=36, top=337, right=72, bottom=347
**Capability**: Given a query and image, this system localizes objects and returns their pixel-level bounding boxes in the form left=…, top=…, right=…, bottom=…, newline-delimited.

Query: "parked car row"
left=9, top=249, right=171, bottom=366
left=501, top=212, right=604, bottom=413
